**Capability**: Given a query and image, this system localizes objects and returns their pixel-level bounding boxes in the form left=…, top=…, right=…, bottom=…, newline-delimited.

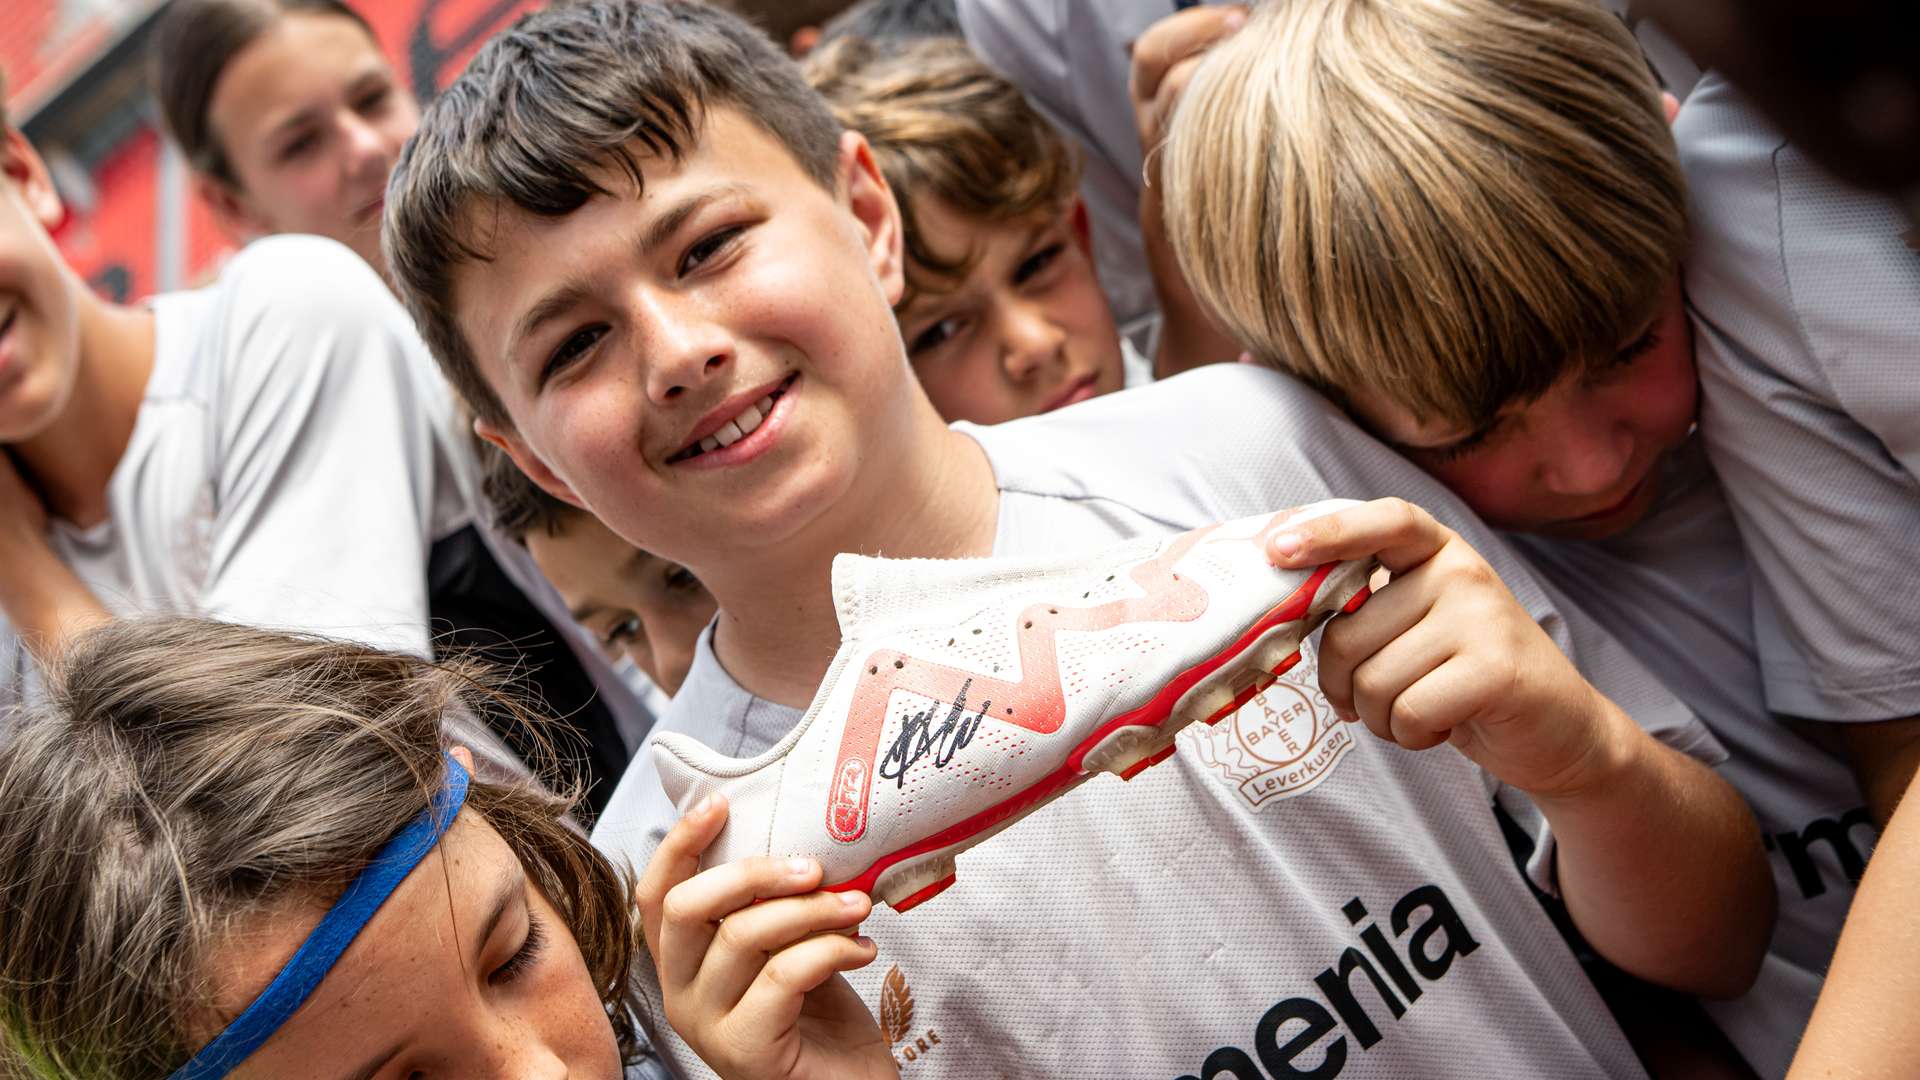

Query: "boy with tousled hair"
left=803, top=33, right=1147, bottom=425
left=479, top=441, right=715, bottom=696
left=382, top=2, right=1771, bottom=1077
left=1158, top=0, right=1871, bottom=1072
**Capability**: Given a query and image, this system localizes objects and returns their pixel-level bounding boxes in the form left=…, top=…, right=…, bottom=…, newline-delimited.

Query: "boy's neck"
left=704, top=411, right=999, bottom=708
left=13, top=287, right=156, bottom=528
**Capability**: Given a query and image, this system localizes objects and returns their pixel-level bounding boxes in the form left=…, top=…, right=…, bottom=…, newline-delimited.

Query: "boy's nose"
left=999, top=303, right=1067, bottom=382
left=1541, top=409, right=1635, bottom=498
left=635, top=296, right=732, bottom=404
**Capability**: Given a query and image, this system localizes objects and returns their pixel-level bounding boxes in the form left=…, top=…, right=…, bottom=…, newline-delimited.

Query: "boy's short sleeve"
left=1678, top=77, right=1920, bottom=722
left=195, top=236, right=462, bottom=656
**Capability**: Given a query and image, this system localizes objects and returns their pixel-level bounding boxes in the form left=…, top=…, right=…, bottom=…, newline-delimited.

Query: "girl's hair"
left=149, top=0, right=379, bottom=184
left=1160, top=0, right=1686, bottom=433
left=0, top=617, right=640, bottom=1077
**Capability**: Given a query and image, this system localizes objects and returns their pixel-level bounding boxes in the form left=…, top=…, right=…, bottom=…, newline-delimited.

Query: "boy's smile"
left=461, top=107, right=927, bottom=574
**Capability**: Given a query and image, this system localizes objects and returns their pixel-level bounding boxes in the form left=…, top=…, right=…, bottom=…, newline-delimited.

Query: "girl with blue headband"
left=0, top=617, right=662, bottom=1078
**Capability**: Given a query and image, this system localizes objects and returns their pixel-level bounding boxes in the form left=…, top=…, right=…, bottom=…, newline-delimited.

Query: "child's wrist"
left=1519, top=687, right=1644, bottom=807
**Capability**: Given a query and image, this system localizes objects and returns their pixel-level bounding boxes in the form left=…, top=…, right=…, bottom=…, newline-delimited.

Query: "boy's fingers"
left=637, top=794, right=730, bottom=960
left=1268, top=497, right=1451, bottom=574
left=1384, top=655, right=1484, bottom=752
left=656, top=855, right=825, bottom=992
left=696, top=890, right=873, bottom=1009
left=1346, top=623, right=1454, bottom=748
left=1130, top=4, right=1248, bottom=103
left=1314, top=560, right=1438, bottom=715
left=734, top=933, right=881, bottom=1036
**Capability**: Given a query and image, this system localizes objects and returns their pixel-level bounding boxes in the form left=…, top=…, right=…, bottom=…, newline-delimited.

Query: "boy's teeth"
left=735, top=404, right=764, bottom=435
left=713, top=420, right=746, bottom=447
left=699, top=436, right=720, bottom=453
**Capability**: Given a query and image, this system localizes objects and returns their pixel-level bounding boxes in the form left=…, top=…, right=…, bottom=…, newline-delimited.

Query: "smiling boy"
left=383, top=4, right=1770, bottom=1077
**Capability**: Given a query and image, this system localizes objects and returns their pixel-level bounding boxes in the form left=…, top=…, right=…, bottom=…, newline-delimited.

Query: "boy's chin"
left=1524, top=480, right=1661, bottom=542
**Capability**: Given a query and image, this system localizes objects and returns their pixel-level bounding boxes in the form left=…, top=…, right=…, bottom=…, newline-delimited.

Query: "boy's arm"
left=1270, top=498, right=1775, bottom=998
left=1130, top=5, right=1248, bottom=379
left=1787, top=777, right=1920, bottom=1079
left=0, top=454, right=109, bottom=660
left=197, top=239, right=450, bottom=655
left=1835, top=721, right=1920, bottom=827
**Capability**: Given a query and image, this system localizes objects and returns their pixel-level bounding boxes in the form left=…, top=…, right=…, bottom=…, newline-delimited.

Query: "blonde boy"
left=1159, top=1, right=1868, bottom=1072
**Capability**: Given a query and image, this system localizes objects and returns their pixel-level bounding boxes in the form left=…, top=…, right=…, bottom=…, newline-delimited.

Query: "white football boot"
left=652, top=501, right=1375, bottom=912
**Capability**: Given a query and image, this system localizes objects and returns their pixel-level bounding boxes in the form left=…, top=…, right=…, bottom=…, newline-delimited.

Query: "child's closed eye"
left=489, top=908, right=547, bottom=986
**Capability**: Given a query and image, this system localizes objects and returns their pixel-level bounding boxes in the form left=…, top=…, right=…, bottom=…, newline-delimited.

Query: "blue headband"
left=169, top=752, right=472, bottom=1080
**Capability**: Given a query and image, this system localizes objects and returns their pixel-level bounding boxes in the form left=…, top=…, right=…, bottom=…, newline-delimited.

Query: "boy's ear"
left=447, top=744, right=476, bottom=772
left=1662, top=91, right=1681, bottom=125
left=838, top=130, right=906, bottom=306
left=1, top=128, right=67, bottom=231
left=1068, top=196, right=1095, bottom=257
left=473, top=416, right=592, bottom=512
left=194, top=174, right=272, bottom=245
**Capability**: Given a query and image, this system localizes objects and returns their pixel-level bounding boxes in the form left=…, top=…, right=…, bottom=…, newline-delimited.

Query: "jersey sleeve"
left=1679, top=78, right=1920, bottom=722
left=197, top=236, right=451, bottom=656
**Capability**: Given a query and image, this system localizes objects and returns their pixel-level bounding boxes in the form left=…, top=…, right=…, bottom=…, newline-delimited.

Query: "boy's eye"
left=679, top=226, right=745, bottom=276
left=1013, top=243, right=1066, bottom=287
left=541, top=325, right=608, bottom=385
left=662, top=565, right=701, bottom=593
left=907, top=316, right=966, bottom=357
left=278, top=131, right=319, bottom=162
left=1610, top=328, right=1662, bottom=369
left=1421, top=426, right=1495, bottom=465
left=603, top=614, right=642, bottom=644
left=490, top=909, right=546, bottom=986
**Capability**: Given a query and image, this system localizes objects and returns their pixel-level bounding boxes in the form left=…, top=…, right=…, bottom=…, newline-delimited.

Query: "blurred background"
left=3, top=0, right=541, bottom=302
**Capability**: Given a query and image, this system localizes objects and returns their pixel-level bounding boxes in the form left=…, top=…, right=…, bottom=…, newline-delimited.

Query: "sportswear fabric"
left=1515, top=438, right=1869, bottom=1077
left=1679, top=75, right=1920, bottom=723
left=595, top=364, right=1719, bottom=1080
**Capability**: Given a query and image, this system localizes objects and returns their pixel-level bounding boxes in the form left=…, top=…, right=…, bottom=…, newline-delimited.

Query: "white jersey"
left=0, top=236, right=658, bottom=757
left=1515, top=439, right=1869, bottom=1077
left=1678, top=75, right=1920, bottom=724
left=595, top=364, right=1721, bottom=1080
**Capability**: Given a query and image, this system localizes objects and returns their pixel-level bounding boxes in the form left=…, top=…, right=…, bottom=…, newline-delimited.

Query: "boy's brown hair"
left=804, top=34, right=1081, bottom=308
left=383, top=0, right=844, bottom=429
left=1160, top=0, right=1686, bottom=432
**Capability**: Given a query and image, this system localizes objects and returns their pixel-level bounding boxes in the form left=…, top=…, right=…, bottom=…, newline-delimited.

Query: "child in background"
left=804, top=35, right=1145, bottom=425
left=480, top=442, right=716, bottom=697
left=382, top=4, right=1771, bottom=1077
left=148, top=0, right=656, bottom=800
left=1156, top=0, right=1871, bottom=1072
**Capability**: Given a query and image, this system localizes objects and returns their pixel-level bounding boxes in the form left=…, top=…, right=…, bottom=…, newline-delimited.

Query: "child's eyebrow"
left=504, top=182, right=757, bottom=362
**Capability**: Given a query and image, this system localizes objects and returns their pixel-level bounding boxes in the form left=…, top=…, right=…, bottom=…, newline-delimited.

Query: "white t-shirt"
left=0, top=237, right=467, bottom=705
left=1515, top=438, right=1870, bottom=1077
left=0, top=236, right=658, bottom=758
left=595, top=364, right=1720, bottom=1080
left=1677, top=75, right=1920, bottom=724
